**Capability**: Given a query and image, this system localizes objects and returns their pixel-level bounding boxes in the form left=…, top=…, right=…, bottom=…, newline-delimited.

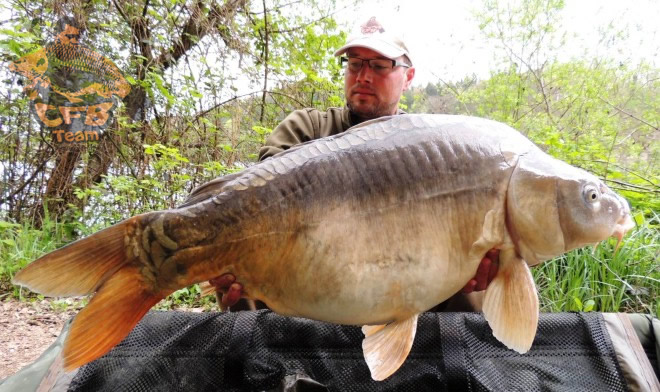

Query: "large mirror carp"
left=14, top=114, right=634, bottom=380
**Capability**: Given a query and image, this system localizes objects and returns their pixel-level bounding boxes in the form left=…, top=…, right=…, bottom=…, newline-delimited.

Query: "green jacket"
left=258, top=107, right=406, bottom=161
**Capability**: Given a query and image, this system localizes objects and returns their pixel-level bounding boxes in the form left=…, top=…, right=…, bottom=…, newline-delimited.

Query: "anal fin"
left=361, top=314, right=419, bottom=381
left=483, top=248, right=539, bottom=353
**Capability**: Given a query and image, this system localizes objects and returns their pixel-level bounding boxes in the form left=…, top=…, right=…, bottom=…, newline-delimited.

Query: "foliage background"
left=0, top=0, right=657, bottom=314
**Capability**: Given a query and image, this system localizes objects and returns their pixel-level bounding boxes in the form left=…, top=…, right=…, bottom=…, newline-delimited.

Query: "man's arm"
left=258, top=109, right=319, bottom=161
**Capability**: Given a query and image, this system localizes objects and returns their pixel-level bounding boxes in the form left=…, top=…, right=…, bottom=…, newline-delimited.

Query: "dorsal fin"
left=179, top=171, right=244, bottom=207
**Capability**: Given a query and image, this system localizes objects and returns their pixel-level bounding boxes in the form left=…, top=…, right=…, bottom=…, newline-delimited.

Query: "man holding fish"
left=13, top=13, right=635, bottom=382
left=211, top=17, right=500, bottom=311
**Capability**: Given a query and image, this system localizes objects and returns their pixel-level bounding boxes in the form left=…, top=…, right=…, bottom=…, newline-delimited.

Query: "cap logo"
left=361, top=17, right=385, bottom=34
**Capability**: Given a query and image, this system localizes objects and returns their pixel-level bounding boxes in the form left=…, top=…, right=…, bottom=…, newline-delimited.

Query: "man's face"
left=344, top=47, right=415, bottom=120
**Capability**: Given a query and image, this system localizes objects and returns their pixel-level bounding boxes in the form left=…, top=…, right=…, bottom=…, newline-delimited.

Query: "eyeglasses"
left=340, top=56, right=410, bottom=75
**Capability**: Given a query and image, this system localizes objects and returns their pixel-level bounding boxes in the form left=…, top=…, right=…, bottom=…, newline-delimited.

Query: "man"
left=258, top=16, right=415, bottom=160
left=212, top=17, right=498, bottom=310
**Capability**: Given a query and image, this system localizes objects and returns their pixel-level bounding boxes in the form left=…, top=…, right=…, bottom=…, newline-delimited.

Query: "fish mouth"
left=608, top=192, right=635, bottom=252
left=611, top=213, right=635, bottom=253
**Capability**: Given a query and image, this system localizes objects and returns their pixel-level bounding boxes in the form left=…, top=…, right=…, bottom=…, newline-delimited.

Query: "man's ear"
left=403, top=67, right=415, bottom=90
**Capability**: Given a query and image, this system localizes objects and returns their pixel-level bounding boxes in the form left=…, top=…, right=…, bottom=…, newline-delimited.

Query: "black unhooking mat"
left=62, top=311, right=630, bottom=391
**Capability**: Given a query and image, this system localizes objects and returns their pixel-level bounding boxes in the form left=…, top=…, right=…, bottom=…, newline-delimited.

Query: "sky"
left=332, top=0, right=660, bottom=86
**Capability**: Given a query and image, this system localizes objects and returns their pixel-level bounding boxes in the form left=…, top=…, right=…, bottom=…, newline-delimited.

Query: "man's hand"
left=461, top=249, right=499, bottom=294
left=209, top=274, right=243, bottom=309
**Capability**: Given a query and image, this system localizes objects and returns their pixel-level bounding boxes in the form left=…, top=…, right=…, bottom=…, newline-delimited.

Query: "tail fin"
left=13, top=218, right=137, bottom=296
left=13, top=214, right=170, bottom=370
left=62, top=265, right=167, bottom=370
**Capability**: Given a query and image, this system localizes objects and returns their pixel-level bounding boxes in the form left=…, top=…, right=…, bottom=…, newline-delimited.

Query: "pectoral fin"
left=199, top=281, right=215, bottom=297
left=361, top=314, right=419, bottom=381
left=482, top=248, right=539, bottom=353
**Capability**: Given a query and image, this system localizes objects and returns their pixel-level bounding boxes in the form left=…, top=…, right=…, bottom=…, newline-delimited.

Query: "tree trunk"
left=28, top=0, right=247, bottom=225
left=38, top=142, right=84, bottom=224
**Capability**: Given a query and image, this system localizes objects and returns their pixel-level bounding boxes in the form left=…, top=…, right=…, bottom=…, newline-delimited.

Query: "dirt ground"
left=0, top=298, right=80, bottom=380
left=0, top=298, right=210, bottom=381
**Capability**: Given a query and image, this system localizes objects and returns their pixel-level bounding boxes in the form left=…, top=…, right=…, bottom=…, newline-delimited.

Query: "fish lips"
left=611, top=193, right=635, bottom=240
left=611, top=212, right=635, bottom=252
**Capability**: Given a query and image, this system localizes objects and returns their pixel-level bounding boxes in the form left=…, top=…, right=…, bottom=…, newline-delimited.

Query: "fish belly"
left=232, top=187, right=506, bottom=326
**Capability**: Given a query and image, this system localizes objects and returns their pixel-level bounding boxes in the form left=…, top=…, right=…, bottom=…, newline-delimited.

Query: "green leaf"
left=583, top=300, right=595, bottom=312
left=2, top=239, right=16, bottom=246
left=8, top=40, right=22, bottom=55
left=149, top=72, right=175, bottom=105
left=0, top=221, right=20, bottom=230
left=572, top=296, right=583, bottom=311
left=251, top=125, right=272, bottom=136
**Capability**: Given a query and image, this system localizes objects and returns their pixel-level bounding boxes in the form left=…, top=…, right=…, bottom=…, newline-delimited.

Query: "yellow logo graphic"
left=9, top=18, right=130, bottom=143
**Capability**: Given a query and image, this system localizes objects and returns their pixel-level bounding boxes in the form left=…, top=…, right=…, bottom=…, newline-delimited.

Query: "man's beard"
left=346, top=98, right=398, bottom=121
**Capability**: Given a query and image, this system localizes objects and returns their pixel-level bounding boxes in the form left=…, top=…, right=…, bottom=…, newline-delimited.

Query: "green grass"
left=0, top=218, right=216, bottom=308
left=0, top=219, right=78, bottom=300
left=1, top=213, right=658, bottom=315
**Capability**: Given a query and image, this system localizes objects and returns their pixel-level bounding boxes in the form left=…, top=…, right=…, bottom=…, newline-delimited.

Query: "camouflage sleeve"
left=258, top=109, right=319, bottom=161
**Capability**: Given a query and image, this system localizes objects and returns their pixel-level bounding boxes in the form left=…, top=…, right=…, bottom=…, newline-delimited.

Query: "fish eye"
left=583, top=185, right=600, bottom=203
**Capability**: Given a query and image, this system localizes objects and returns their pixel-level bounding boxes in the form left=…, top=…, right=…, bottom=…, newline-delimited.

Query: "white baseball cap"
left=334, top=17, right=412, bottom=65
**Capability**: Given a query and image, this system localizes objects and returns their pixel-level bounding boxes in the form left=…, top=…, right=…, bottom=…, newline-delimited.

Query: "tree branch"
left=180, top=88, right=307, bottom=137
left=259, top=0, right=269, bottom=123
left=586, top=160, right=659, bottom=188
left=269, top=14, right=333, bottom=34
left=156, top=0, right=247, bottom=71
left=142, top=0, right=150, bottom=18
left=603, top=179, right=659, bottom=194
left=0, top=149, right=53, bottom=207
left=266, top=90, right=306, bottom=107
left=598, top=97, right=659, bottom=131
left=111, top=0, right=130, bottom=24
